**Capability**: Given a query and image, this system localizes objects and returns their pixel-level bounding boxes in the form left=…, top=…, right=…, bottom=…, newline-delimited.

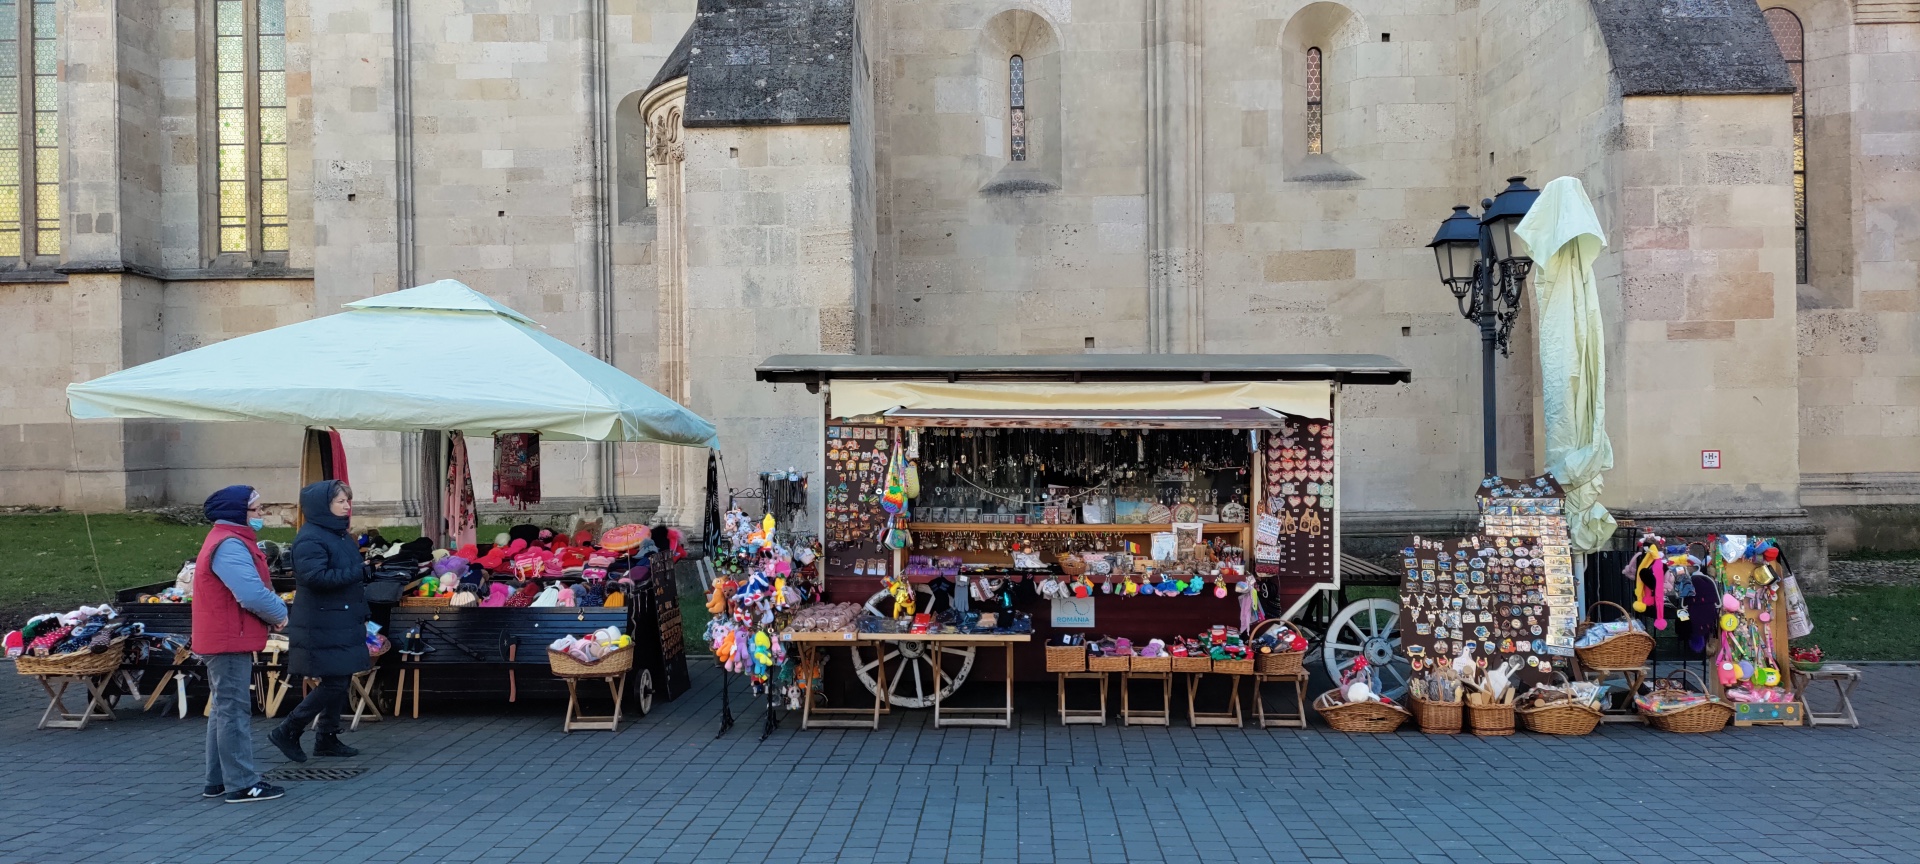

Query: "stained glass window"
left=1306, top=47, right=1323, bottom=156
left=216, top=0, right=289, bottom=259
left=1009, top=55, right=1026, bottom=162
left=29, top=0, right=50, bottom=255
left=0, top=0, right=21, bottom=258
left=1764, top=8, right=1806, bottom=285
left=0, top=0, right=56, bottom=260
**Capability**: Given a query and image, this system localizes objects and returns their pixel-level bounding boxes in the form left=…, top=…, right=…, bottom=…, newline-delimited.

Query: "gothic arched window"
left=1763, top=8, right=1805, bottom=284
left=1306, top=47, right=1323, bottom=155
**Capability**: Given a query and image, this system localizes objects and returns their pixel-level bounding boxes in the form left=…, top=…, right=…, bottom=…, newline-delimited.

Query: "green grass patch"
left=1803, top=585, right=1920, bottom=661
left=679, top=590, right=713, bottom=657
left=0, top=512, right=509, bottom=629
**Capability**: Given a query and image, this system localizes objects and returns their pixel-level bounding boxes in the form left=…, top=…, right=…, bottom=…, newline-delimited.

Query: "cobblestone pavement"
left=0, top=662, right=1911, bottom=864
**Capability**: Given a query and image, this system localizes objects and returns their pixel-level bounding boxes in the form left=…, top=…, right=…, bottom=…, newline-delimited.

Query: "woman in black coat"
left=269, top=480, right=370, bottom=762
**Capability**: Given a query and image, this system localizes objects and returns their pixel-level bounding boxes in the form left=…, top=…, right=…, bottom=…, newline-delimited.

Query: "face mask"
left=248, top=517, right=266, bottom=532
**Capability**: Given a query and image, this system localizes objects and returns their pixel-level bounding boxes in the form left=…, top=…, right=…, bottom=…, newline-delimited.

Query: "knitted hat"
left=203, top=485, right=255, bottom=524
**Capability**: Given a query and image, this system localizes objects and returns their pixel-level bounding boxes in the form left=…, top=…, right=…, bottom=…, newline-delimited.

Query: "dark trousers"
left=282, top=675, right=349, bottom=737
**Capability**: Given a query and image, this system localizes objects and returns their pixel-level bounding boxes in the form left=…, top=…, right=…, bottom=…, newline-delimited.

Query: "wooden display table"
left=1122, top=670, right=1173, bottom=726
left=1252, top=672, right=1309, bottom=729
left=1579, top=665, right=1651, bottom=725
left=1185, top=670, right=1245, bottom=727
left=1056, top=672, right=1109, bottom=726
left=1793, top=664, right=1862, bottom=728
left=785, top=631, right=890, bottom=731
left=890, top=632, right=1031, bottom=728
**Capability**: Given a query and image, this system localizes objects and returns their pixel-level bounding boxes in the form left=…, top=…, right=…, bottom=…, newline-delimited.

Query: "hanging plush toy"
left=887, top=576, right=916, bottom=619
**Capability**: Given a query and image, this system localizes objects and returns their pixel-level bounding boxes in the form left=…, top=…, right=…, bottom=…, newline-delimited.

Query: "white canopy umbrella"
left=67, top=280, right=718, bottom=449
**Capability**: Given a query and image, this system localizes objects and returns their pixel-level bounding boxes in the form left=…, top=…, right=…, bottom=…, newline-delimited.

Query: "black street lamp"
left=1428, top=176, right=1538, bottom=477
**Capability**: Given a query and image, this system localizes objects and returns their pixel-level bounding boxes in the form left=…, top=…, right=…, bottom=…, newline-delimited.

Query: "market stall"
left=754, top=354, right=1413, bottom=714
left=47, top=281, right=719, bottom=721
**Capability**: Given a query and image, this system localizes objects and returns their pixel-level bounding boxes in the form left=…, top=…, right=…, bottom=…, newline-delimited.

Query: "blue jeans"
left=203, top=653, right=259, bottom=791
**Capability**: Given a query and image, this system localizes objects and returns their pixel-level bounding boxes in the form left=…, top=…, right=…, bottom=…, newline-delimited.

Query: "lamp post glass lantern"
left=1427, top=176, right=1537, bottom=476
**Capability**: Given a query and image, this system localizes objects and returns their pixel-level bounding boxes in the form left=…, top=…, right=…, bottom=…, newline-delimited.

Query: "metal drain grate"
left=261, top=766, right=367, bottom=782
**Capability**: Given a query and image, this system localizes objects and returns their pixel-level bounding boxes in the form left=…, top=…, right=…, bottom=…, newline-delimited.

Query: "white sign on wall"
left=1051, top=597, right=1095, bottom=629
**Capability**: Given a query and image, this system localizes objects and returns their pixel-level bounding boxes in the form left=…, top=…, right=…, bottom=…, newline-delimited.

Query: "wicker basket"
left=1045, top=645, right=1087, bottom=673
left=1518, top=700, right=1603, bottom=736
left=1575, top=601, right=1654, bottom=670
left=15, top=638, right=127, bottom=677
left=1312, top=691, right=1410, bottom=733
left=1212, top=656, right=1255, bottom=675
left=398, top=594, right=451, bottom=607
left=1467, top=701, right=1516, bottom=736
left=1171, top=655, right=1213, bottom=673
left=1130, top=655, right=1172, bottom=674
left=1640, top=670, right=1734, bottom=733
left=1255, top=650, right=1305, bottom=676
left=1087, top=654, right=1130, bottom=673
left=1058, top=554, right=1088, bottom=577
left=547, top=646, right=633, bottom=678
left=1410, top=693, right=1464, bottom=734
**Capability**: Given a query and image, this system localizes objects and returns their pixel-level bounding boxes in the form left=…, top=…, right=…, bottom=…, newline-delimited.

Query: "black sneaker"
left=224, top=783, right=285, bottom=803
left=313, top=734, right=359, bottom=758
left=268, top=725, right=308, bottom=763
left=202, top=784, right=225, bottom=799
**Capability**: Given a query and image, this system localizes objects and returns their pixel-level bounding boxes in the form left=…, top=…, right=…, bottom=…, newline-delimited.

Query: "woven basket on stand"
left=1313, top=691, right=1410, bottom=733
left=1087, top=654, right=1130, bottom=673
left=1467, top=701, right=1516, bottom=736
left=15, top=638, right=128, bottom=677
left=1518, top=699, right=1603, bottom=736
left=1130, top=655, right=1172, bottom=674
left=1575, top=601, right=1654, bottom=670
left=1045, top=645, right=1087, bottom=673
left=1255, top=650, right=1305, bottom=675
left=1640, top=669, right=1734, bottom=733
left=1171, top=655, right=1213, bottom=673
left=1409, top=693, right=1464, bottom=734
left=547, top=646, right=633, bottom=678
left=1212, top=657, right=1254, bottom=675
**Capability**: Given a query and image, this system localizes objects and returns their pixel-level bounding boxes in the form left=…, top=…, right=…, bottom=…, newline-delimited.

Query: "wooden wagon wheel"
left=854, top=587, right=975, bottom=709
left=1322, top=598, right=1410, bottom=700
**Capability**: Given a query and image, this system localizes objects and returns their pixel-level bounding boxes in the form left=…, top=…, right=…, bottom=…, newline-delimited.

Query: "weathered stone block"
left=1263, top=249, right=1355, bottom=283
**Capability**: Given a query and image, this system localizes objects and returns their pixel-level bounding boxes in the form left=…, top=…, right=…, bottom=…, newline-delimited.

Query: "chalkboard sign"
left=651, top=565, right=692, bottom=700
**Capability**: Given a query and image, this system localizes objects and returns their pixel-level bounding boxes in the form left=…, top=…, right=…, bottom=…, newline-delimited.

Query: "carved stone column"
left=642, top=80, right=699, bottom=529
left=1147, top=0, right=1205, bottom=353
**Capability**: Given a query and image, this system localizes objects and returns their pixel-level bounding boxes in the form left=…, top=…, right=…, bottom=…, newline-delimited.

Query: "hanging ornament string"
left=939, top=467, right=1111, bottom=508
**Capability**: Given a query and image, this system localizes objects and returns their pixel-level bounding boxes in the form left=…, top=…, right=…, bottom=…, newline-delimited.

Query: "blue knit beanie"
left=203, top=485, right=256, bottom=524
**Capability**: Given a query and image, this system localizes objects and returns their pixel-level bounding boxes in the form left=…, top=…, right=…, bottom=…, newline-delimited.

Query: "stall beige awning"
left=829, top=380, right=1331, bottom=423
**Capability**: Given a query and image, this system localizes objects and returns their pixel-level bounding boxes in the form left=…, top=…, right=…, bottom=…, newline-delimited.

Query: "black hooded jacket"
left=286, top=480, right=371, bottom=678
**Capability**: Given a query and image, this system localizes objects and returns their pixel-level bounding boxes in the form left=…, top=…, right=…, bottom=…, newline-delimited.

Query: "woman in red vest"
left=193, top=485, right=289, bottom=803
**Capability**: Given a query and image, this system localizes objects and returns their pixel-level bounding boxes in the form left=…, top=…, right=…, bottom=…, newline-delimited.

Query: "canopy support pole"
left=418, top=431, right=446, bottom=546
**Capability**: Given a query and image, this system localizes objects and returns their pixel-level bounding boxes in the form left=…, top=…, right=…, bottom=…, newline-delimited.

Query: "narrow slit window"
left=645, top=153, right=658, bottom=209
left=0, top=0, right=58, bottom=261
left=1763, top=8, right=1806, bottom=284
left=214, top=0, right=289, bottom=260
left=1306, top=47, right=1323, bottom=155
left=1009, top=55, right=1026, bottom=162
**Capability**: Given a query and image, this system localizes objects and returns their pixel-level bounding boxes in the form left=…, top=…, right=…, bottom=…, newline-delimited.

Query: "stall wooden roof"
left=756, top=354, right=1413, bottom=387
